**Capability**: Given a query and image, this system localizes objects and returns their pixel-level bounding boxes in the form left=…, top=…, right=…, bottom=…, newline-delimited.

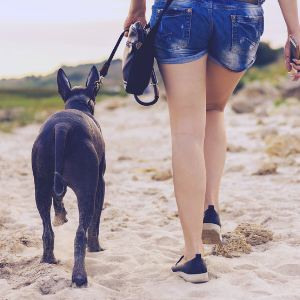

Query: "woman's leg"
left=158, top=55, right=207, bottom=262
left=204, top=58, right=246, bottom=213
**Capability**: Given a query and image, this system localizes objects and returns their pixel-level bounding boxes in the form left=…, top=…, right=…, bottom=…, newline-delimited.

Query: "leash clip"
left=99, top=75, right=104, bottom=86
left=95, top=76, right=104, bottom=91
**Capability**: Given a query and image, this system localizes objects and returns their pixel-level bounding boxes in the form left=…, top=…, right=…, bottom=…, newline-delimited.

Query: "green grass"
left=274, top=98, right=287, bottom=108
left=0, top=89, right=63, bottom=109
left=0, top=88, right=63, bottom=132
left=245, top=57, right=288, bottom=84
left=0, top=88, right=125, bottom=132
left=0, top=53, right=289, bottom=132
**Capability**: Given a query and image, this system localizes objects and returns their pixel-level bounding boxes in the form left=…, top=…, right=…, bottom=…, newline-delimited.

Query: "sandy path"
left=1, top=94, right=300, bottom=299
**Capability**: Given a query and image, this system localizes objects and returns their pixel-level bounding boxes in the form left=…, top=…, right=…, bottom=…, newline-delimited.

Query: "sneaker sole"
left=202, top=223, right=222, bottom=244
left=172, top=270, right=209, bottom=283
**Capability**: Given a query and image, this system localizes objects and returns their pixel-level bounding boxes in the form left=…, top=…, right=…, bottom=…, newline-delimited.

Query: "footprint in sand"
left=86, top=262, right=118, bottom=276
left=102, top=207, right=124, bottom=221
left=38, top=276, right=70, bottom=295
left=251, top=290, right=272, bottom=296
left=254, top=270, right=289, bottom=283
left=188, top=291, right=211, bottom=298
left=104, top=255, right=131, bottom=263
left=137, top=232, right=153, bottom=239
left=96, top=278, right=124, bottom=292
left=234, top=264, right=258, bottom=271
left=274, top=264, right=300, bottom=276
left=155, top=236, right=177, bottom=246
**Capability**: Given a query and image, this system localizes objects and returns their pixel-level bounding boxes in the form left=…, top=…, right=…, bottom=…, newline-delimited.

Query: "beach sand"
left=1, top=90, right=300, bottom=299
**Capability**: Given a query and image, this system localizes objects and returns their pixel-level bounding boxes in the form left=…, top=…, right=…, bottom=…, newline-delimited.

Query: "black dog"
left=32, top=66, right=105, bottom=286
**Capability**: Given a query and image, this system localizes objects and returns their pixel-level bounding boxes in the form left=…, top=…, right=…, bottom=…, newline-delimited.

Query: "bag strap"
left=134, top=0, right=173, bottom=106
left=152, top=0, right=174, bottom=33
left=134, top=69, right=159, bottom=106
left=146, top=0, right=174, bottom=42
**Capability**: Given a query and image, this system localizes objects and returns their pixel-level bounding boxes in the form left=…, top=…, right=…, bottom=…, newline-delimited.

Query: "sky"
left=0, top=0, right=297, bottom=79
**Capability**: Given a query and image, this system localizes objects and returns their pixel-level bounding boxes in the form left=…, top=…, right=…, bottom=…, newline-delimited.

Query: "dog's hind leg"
left=35, top=177, right=58, bottom=264
left=53, top=195, right=68, bottom=227
left=72, top=192, right=95, bottom=286
left=87, top=156, right=105, bottom=252
left=63, top=145, right=99, bottom=286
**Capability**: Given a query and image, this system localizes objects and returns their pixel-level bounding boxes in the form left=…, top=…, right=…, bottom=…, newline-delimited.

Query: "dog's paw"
left=87, top=236, right=104, bottom=252
left=40, top=254, right=58, bottom=264
left=53, top=212, right=68, bottom=227
left=72, top=267, right=88, bottom=287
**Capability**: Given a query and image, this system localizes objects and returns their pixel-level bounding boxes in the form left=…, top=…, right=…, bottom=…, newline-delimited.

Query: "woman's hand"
left=124, top=12, right=147, bottom=37
left=277, top=0, right=300, bottom=81
left=287, top=34, right=300, bottom=82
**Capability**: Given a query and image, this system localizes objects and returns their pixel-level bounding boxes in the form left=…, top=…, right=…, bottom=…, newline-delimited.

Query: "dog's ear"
left=57, top=68, right=72, bottom=101
left=86, top=66, right=99, bottom=99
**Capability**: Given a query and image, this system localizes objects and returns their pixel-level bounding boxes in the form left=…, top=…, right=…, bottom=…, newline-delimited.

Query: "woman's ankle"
left=204, top=200, right=220, bottom=214
left=184, top=243, right=205, bottom=261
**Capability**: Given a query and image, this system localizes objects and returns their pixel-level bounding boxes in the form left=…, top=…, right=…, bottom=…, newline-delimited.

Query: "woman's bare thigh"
left=158, top=54, right=208, bottom=139
left=206, top=58, right=246, bottom=112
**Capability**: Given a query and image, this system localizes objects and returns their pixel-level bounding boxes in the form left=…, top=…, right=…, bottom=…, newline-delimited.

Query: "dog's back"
left=32, top=106, right=105, bottom=192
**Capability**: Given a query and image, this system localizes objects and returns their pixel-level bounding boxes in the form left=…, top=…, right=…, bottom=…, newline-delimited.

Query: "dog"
left=31, top=66, right=105, bottom=286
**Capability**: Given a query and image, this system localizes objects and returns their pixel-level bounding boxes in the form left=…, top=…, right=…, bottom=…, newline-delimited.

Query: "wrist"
left=129, top=3, right=146, bottom=15
left=128, top=10, right=146, bottom=17
left=288, top=26, right=300, bottom=36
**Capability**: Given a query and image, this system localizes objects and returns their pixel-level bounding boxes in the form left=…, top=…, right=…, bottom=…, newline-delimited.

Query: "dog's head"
left=57, top=66, right=100, bottom=104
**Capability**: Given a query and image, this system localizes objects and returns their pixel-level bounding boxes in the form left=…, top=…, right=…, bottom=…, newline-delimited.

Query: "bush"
left=254, top=42, right=283, bottom=66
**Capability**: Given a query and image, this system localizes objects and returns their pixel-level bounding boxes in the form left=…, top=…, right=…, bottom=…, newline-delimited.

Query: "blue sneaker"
left=202, top=205, right=222, bottom=244
left=171, top=254, right=209, bottom=283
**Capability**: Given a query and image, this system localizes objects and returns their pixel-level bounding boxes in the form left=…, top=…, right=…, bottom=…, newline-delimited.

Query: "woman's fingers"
left=124, top=17, right=132, bottom=37
left=124, top=12, right=147, bottom=38
left=293, top=58, right=300, bottom=64
left=290, top=62, right=300, bottom=70
left=285, top=54, right=292, bottom=72
left=290, top=58, right=300, bottom=81
left=291, top=72, right=300, bottom=81
left=285, top=39, right=292, bottom=72
left=291, top=55, right=300, bottom=80
left=291, top=59, right=300, bottom=81
left=286, top=59, right=292, bottom=72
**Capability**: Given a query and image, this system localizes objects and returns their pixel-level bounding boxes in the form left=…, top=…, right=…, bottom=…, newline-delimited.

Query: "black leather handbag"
left=122, top=0, right=173, bottom=106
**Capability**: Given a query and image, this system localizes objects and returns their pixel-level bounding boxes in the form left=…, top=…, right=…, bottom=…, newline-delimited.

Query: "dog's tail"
left=53, top=123, right=70, bottom=199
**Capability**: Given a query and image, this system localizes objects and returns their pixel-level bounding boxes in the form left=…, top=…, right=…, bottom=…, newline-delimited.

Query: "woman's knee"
left=172, top=133, right=205, bottom=150
left=206, top=103, right=226, bottom=112
left=170, top=117, right=206, bottom=141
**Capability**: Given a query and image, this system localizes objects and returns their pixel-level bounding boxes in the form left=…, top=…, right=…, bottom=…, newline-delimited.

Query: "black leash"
left=63, top=31, right=126, bottom=115
left=86, top=30, right=128, bottom=112
left=99, top=30, right=128, bottom=78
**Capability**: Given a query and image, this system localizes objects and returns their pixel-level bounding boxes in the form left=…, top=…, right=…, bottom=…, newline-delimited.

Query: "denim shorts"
left=149, top=0, right=264, bottom=72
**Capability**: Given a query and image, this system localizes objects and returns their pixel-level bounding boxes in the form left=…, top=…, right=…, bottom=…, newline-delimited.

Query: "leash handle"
left=134, top=69, right=159, bottom=106
left=99, top=30, right=128, bottom=78
left=86, top=30, right=128, bottom=108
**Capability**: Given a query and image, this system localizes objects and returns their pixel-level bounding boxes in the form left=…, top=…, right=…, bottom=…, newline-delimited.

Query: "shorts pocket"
left=231, top=14, right=263, bottom=56
left=154, top=7, right=192, bottom=50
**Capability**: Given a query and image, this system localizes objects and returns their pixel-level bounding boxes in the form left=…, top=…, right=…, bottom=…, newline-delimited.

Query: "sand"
left=1, top=91, right=300, bottom=299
